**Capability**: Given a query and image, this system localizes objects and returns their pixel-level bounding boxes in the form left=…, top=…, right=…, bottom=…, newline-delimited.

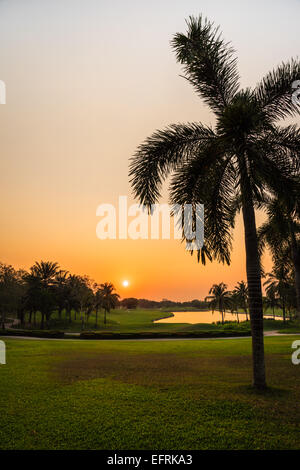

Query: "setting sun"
left=122, top=280, right=129, bottom=287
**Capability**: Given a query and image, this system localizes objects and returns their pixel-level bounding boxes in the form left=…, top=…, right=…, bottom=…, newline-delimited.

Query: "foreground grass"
left=0, top=336, right=299, bottom=449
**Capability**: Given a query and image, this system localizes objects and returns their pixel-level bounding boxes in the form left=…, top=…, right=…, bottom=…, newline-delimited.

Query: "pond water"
left=154, top=310, right=282, bottom=324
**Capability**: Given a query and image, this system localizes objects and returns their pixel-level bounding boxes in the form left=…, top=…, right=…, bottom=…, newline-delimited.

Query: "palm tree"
left=94, top=284, right=104, bottom=328
left=31, top=261, right=60, bottom=286
left=72, top=276, right=94, bottom=331
left=0, top=263, right=20, bottom=329
left=258, top=196, right=300, bottom=318
left=229, top=292, right=240, bottom=323
left=233, top=281, right=249, bottom=321
left=263, top=286, right=281, bottom=320
left=28, top=261, right=60, bottom=328
left=65, top=274, right=81, bottom=323
left=264, top=262, right=292, bottom=323
left=129, top=15, right=300, bottom=389
left=54, top=270, right=69, bottom=320
left=205, top=282, right=232, bottom=324
left=99, top=282, right=119, bottom=326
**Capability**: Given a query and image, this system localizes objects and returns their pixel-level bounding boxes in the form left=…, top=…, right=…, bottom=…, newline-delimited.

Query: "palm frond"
left=254, top=125, right=300, bottom=175
left=129, top=122, right=215, bottom=207
left=169, top=150, right=237, bottom=264
left=171, top=15, right=240, bottom=114
left=254, top=59, right=300, bottom=121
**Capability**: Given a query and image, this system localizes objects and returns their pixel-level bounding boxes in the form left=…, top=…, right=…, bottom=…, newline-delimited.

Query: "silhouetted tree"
left=121, top=298, right=138, bottom=309
left=99, top=283, right=119, bottom=325
left=129, top=15, right=300, bottom=388
left=205, top=282, right=232, bottom=324
left=233, top=281, right=249, bottom=321
left=258, top=196, right=300, bottom=318
left=25, top=261, right=60, bottom=328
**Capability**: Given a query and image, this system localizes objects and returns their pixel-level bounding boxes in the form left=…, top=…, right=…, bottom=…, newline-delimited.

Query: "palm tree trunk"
left=104, top=309, right=107, bottom=326
left=95, top=307, right=98, bottom=328
left=41, top=312, right=45, bottom=330
left=241, top=180, right=266, bottom=389
left=80, top=309, right=84, bottom=330
left=282, top=296, right=286, bottom=323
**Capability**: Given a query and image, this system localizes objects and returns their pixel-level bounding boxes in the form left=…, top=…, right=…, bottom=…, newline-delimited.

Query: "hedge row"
left=0, top=329, right=65, bottom=338
left=0, top=329, right=251, bottom=340
left=79, top=330, right=251, bottom=340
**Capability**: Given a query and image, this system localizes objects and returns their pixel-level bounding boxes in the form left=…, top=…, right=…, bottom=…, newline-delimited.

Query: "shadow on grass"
left=236, top=384, right=291, bottom=398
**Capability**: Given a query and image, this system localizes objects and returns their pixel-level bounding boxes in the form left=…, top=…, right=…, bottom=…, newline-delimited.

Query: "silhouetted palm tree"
left=229, top=292, right=240, bottom=323
left=54, top=270, right=69, bottom=320
left=27, top=261, right=60, bottom=328
left=99, top=282, right=119, bottom=325
left=129, top=15, right=300, bottom=389
left=205, top=282, right=232, bottom=324
left=94, top=284, right=104, bottom=328
left=31, top=261, right=60, bottom=286
left=263, top=287, right=281, bottom=320
left=0, top=263, right=20, bottom=329
left=233, top=281, right=249, bottom=321
left=264, top=263, right=292, bottom=323
left=71, top=275, right=94, bottom=331
left=258, top=196, right=300, bottom=318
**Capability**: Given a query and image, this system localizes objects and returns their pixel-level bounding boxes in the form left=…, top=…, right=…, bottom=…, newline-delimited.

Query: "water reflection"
left=154, top=310, right=282, bottom=324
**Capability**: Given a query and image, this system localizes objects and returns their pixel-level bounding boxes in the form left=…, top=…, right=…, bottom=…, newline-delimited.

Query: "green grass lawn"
left=0, top=335, right=300, bottom=449
left=17, top=308, right=179, bottom=333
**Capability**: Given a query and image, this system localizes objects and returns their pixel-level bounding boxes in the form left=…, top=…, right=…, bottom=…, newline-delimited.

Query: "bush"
left=0, top=329, right=64, bottom=338
left=0, top=328, right=251, bottom=340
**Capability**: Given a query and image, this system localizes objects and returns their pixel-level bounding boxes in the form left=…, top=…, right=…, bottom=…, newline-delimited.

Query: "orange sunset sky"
left=0, top=0, right=299, bottom=300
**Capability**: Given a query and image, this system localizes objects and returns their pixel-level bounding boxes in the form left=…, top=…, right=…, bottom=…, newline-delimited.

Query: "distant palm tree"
left=233, top=281, right=249, bottom=321
left=31, top=261, right=60, bottom=286
left=264, top=263, right=292, bottom=323
left=54, top=270, right=69, bottom=320
left=205, top=282, right=232, bottom=324
left=263, top=287, right=281, bottom=320
left=94, top=284, right=104, bottom=328
left=28, top=261, right=60, bottom=328
left=258, top=196, right=300, bottom=318
left=129, top=15, right=300, bottom=389
left=0, top=263, right=19, bottom=329
left=229, top=292, right=240, bottom=323
left=99, top=282, right=119, bottom=325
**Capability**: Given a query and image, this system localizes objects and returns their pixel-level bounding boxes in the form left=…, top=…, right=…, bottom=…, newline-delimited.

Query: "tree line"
left=0, top=261, right=119, bottom=330
left=206, top=276, right=298, bottom=325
